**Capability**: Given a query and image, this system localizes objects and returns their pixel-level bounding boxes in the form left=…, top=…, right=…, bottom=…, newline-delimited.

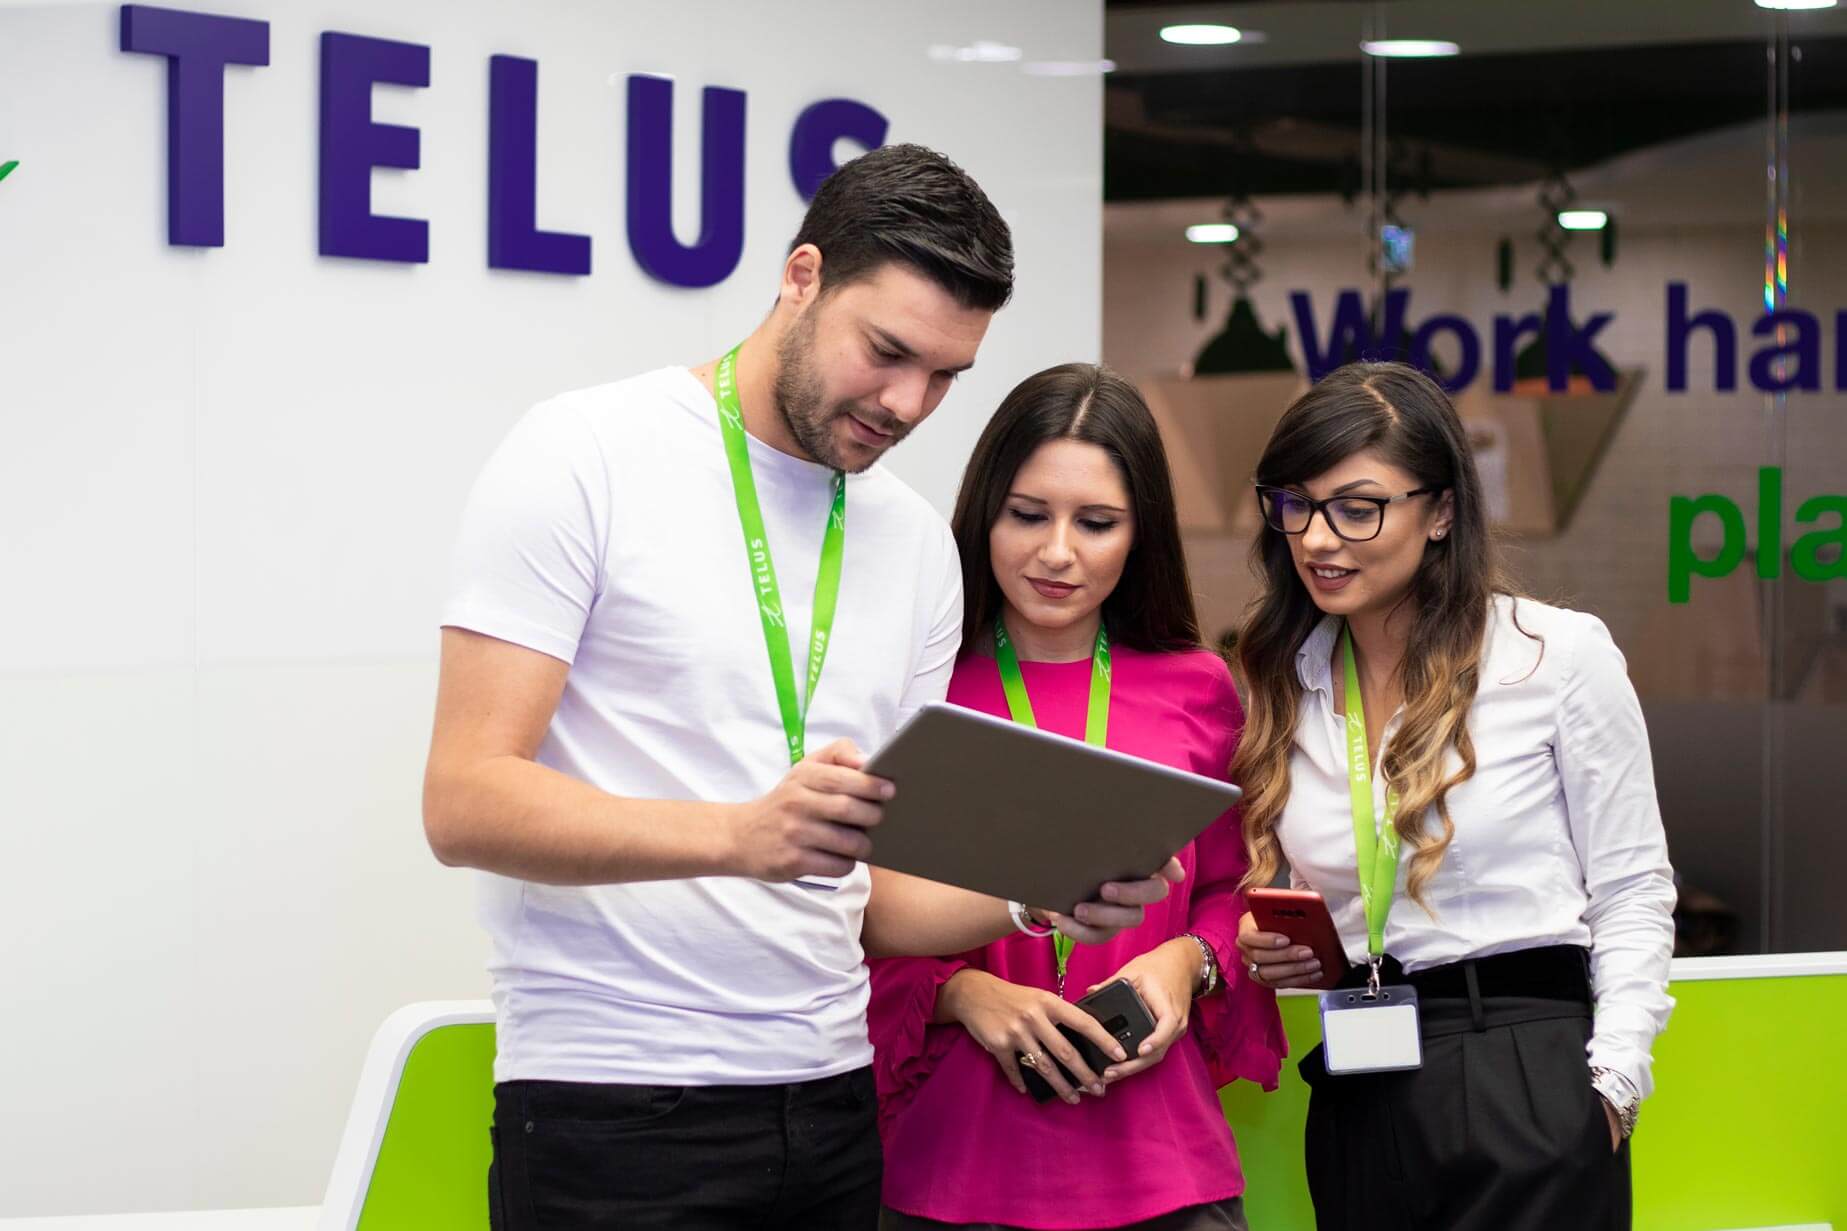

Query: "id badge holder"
left=1319, top=958, right=1423, bottom=1075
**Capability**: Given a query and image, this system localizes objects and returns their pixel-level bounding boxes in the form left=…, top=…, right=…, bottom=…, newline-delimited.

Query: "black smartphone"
left=1018, top=979, right=1159, bottom=1104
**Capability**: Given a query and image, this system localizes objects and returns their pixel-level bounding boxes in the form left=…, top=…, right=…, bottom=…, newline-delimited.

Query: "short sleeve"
left=894, top=523, right=964, bottom=726
left=441, top=398, right=611, bottom=664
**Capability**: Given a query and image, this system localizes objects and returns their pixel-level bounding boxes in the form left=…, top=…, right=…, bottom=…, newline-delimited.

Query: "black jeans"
left=489, top=1068, right=883, bottom=1230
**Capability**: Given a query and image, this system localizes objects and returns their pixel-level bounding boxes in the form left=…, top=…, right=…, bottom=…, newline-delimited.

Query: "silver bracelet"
left=1180, top=932, right=1219, bottom=997
left=1007, top=900, right=1055, bottom=937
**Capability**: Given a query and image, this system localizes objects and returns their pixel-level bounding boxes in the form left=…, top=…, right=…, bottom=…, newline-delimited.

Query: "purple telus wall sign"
left=319, top=31, right=430, bottom=263
left=487, top=55, right=591, bottom=276
left=117, top=5, right=892, bottom=287
left=119, top=4, right=269, bottom=247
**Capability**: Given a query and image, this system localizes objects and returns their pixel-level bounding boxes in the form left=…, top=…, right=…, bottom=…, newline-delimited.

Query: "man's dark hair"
left=789, top=144, right=1013, bottom=312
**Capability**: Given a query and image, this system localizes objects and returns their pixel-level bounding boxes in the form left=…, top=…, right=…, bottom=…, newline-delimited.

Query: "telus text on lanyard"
left=714, top=345, right=847, bottom=890
left=1319, top=621, right=1425, bottom=1074
left=993, top=615, right=1110, bottom=995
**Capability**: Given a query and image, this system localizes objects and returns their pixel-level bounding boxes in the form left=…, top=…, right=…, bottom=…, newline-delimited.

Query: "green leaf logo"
left=0, top=160, right=18, bottom=183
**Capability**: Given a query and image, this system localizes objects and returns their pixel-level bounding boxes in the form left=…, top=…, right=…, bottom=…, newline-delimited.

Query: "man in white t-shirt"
left=424, top=145, right=1177, bottom=1229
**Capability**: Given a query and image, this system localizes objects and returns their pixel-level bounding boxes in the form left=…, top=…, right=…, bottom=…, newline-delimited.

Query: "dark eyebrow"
left=1006, top=493, right=1128, bottom=515
left=870, top=326, right=975, bottom=374
left=1330, top=479, right=1388, bottom=495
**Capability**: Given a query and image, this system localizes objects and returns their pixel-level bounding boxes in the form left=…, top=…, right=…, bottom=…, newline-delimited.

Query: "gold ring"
left=1020, top=1052, right=1041, bottom=1070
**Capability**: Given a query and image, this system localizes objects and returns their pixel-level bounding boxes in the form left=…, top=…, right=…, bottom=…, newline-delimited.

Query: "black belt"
left=1333, top=944, right=1592, bottom=1004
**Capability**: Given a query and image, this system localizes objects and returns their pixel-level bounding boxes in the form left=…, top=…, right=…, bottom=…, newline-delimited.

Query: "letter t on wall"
left=120, top=4, right=270, bottom=248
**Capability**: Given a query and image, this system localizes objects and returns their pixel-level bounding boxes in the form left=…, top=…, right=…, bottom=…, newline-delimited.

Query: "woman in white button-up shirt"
left=1232, top=361, right=1675, bottom=1231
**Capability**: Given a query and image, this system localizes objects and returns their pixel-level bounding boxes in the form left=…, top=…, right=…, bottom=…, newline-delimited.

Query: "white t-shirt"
left=442, top=367, right=963, bottom=1086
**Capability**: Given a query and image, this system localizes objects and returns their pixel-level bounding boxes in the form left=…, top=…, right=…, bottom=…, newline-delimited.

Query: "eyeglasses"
left=1254, top=484, right=1443, bottom=543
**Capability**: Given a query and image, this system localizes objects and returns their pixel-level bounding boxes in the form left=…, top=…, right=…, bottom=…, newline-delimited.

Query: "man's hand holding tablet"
left=731, top=736, right=1184, bottom=948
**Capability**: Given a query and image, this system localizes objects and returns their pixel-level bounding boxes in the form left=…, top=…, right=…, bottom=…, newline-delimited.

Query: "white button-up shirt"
left=1279, top=596, right=1677, bottom=1098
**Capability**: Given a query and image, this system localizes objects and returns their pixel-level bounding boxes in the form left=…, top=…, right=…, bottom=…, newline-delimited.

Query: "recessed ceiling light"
left=1022, top=59, right=1117, bottom=76
left=1360, top=39, right=1461, bottom=58
left=1187, top=223, right=1240, bottom=244
left=927, top=41, right=1023, bottom=63
left=1161, top=24, right=1243, bottom=46
left=1557, top=210, right=1610, bottom=231
left=1756, top=0, right=1837, bottom=9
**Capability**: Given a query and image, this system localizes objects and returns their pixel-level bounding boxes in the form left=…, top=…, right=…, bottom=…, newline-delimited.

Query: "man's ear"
left=781, top=243, right=824, bottom=310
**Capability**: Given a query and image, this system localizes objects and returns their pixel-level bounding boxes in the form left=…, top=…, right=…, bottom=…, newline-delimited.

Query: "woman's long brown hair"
left=951, top=363, right=1202, bottom=655
left=1233, top=362, right=1529, bottom=907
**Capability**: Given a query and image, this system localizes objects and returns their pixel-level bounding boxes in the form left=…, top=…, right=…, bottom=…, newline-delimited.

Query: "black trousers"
left=488, top=1068, right=883, bottom=1230
left=1301, top=947, right=1631, bottom=1231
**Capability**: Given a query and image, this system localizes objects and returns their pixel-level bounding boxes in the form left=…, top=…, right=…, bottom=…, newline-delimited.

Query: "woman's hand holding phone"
left=938, top=970, right=1125, bottom=1105
left=1236, top=911, right=1329, bottom=989
left=1087, top=939, right=1197, bottom=1082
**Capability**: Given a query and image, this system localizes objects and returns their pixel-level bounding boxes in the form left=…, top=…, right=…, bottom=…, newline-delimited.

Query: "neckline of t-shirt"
left=667, top=365, right=870, bottom=486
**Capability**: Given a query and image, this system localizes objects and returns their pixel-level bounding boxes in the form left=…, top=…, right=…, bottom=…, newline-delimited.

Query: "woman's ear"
left=1431, top=490, right=1456, bottom=541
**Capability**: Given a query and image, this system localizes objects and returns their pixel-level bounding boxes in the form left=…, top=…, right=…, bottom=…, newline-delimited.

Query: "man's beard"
left=773, top=311, right=910, bottom=473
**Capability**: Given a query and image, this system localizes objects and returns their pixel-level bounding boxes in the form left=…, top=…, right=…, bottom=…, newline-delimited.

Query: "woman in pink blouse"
left=868, top=364, right=1286, bottom=1231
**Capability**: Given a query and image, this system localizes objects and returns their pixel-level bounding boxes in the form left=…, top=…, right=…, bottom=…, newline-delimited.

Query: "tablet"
left=861, top=701, right=1242, bottom=915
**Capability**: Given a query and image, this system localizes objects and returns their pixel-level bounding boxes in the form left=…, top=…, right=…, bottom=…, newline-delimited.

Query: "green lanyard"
left=714, top=345, right=847, bottom=765
left=1340, top=622, right=1400, bottom=961
left=994, top=615, right=1111, bottom=990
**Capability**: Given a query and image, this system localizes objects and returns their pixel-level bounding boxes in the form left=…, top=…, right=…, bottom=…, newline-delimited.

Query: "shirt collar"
left=1296, top=614, right=1343, bottom=694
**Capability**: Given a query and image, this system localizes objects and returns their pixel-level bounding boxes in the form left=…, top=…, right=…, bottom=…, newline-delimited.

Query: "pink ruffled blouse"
left=868, top=644, right=1287, bottom=1229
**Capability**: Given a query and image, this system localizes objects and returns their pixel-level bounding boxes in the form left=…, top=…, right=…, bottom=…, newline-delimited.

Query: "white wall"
left=0, top=0, right=1102, bottom=1215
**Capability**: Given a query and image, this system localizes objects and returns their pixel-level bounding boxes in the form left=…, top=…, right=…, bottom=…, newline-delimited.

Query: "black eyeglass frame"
left=1253, top=484, right=1445, bottom=543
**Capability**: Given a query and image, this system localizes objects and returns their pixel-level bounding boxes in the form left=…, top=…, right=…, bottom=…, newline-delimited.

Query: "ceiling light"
left=1022, top=59, right=1117, bottom=76
left=1360, top=39, right=1461, bottom=58
left=1557, top=210, right=1609, bottom=231
left=1161, top=24, right=1243, bottom=46
left=1755, top=0, right=1838, bottom=9
left=1187, top=223, right=1240, bottom=244
left=927, top=41, right=1023, bottom=63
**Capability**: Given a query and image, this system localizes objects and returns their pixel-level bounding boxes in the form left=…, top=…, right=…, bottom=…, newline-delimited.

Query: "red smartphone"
left=1247, top=887, right=1350, bottom=990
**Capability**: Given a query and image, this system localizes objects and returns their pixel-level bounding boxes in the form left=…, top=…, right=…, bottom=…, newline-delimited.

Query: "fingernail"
left=1074, top=905, right=1091, bottom=924
left=1065, top=1094, right=1080, bottom=1105
left=1112, top=1046, right=1127, bottom=1062
left=1089, top=1084, right=1105, bottom=1096
left=1140, top=1042, right=1153, bottom=1056
left=880, top=783, right=895, bottom=799
left=1293, top=947, right=1313, bottom=960
left=1270, top=936, right=1288, bottom=948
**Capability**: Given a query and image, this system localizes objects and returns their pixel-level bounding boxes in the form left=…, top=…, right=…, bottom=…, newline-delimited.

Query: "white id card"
left=1319, top=985, right=1423, bottom=1074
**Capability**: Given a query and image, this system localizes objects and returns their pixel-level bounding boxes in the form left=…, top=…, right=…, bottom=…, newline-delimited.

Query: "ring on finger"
left=1248, top=959, right=1263, bottom=981
left=1020, top=1052, right=1040, bottom=1070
